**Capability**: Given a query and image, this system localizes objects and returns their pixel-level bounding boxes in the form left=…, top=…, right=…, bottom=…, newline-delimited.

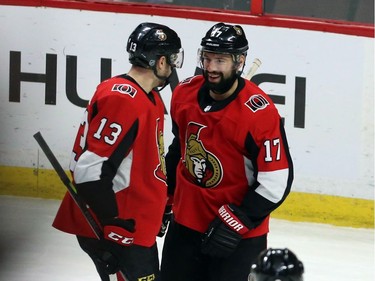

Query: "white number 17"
left=263, top=138, right=281, bottom=162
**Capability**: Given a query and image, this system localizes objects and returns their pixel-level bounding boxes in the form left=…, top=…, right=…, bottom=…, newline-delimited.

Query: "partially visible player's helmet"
left=200, top=22, right=248, bottom=55
left=127, top=22, right=184, bottom=69
left=248, top=248, right=304, bottom=281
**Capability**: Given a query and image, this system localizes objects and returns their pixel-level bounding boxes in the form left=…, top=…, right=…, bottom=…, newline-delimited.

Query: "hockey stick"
left=33, top=131, right=128, bottom=281
left=245, top=58, right=262, bottom=80
left=33, top=131, right=102, bottom=238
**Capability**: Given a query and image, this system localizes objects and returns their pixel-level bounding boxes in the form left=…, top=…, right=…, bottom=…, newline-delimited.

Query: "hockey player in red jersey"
left=52, top=22, right=183, bottom=281
left=160, top=22, right=293, bottom=281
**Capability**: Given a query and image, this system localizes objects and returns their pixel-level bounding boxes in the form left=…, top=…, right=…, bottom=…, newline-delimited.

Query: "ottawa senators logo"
left=183, top=122, right=223, bottom=188
left=245, top=94, right=269, bottom=112
left=154, top=118, right=167, bottom=184
left=112, top=84, right=137, bottom=97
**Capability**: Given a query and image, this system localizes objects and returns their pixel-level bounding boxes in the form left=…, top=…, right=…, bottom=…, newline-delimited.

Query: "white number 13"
left=93, top=118, right=122, bottom=145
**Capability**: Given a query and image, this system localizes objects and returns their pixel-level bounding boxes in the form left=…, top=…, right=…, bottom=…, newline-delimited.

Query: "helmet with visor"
left=127, top=22, right=184, bottom=69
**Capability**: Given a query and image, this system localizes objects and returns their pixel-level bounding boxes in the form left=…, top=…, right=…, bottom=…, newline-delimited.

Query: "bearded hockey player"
left=160, top=22, right=293, bottom=281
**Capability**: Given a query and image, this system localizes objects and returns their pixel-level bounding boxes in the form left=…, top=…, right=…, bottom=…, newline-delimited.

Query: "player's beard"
left=203, top=69, right=238, bottom=95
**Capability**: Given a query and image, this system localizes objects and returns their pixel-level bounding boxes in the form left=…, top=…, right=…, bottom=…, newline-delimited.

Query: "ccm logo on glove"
left=102, top=219, right=136, bottom=246
left=105, top=226, right=134, bottom=245
left=218, top=205, right=249, bottom=235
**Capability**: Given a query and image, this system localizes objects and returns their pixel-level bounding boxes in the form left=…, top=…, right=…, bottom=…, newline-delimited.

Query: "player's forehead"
left=202, top=51, right=232, bottom=59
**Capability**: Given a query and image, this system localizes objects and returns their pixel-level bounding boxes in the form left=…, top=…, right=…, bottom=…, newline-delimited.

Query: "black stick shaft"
left=33, top=131, right=102, bottom=238
left=33, top=131, right=130, bottom=281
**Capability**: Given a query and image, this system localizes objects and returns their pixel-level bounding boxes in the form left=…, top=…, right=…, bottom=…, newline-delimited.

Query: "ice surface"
left=0, top=196, right=373, bottom=281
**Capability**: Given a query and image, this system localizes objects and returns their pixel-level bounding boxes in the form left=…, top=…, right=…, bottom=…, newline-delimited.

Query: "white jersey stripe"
left=255, top=169, right=289, bottom=203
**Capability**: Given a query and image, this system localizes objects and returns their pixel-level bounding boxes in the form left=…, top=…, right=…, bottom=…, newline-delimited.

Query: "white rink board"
left=0, top=5, right=373, bottom=199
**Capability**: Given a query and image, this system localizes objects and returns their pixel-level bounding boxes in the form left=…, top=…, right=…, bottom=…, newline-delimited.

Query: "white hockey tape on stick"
left=245, top=58, right=262, bottom=80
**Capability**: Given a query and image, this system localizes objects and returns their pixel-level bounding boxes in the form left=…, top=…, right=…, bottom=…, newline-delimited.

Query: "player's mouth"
left=207, top=73, right=221, bottom=82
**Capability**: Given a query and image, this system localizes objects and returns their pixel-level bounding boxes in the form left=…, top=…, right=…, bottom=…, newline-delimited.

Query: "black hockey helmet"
left=248, top=248, right=304, bottom=281
left=127, top=22, right=183, bottom=69
left=200, top=22, right=249, bottom=55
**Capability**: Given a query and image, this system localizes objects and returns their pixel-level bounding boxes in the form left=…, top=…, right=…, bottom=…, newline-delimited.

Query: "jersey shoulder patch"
left=244, top=93, right=270, bottom=113
left=111, top=83, right=137, bottom=97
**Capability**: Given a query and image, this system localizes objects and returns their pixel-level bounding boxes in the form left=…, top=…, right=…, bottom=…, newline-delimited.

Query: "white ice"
left=0, top=195, right=373, bottom=281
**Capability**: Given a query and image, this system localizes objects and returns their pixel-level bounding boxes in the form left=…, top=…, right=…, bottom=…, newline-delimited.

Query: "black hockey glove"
left=157, top=204, right=173, bottom=237
left=201, top=204, right=254, bottom=258
left=77, top=236, right=121, bottom=275
left=84, top=218, right=135, bottom=275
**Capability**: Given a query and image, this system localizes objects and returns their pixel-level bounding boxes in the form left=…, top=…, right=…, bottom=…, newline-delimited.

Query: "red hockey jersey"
left=53, top=74, right=168, bottom=247
left=166, top=75, right=293, bottom=238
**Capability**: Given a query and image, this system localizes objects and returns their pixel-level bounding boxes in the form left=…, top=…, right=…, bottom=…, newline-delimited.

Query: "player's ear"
left=237, top=54, right=246, bottom=70
left=157, top=55, right=167, bottom=70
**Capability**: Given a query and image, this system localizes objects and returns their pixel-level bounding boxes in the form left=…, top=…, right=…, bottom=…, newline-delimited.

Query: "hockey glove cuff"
left=102, top=218, right=136, bottom=247
left=201, top=204, right=253, bottom=258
